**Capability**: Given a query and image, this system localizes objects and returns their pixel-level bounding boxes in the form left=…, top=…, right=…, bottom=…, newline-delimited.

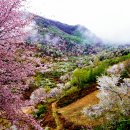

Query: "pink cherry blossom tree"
left=0, top=0, right=31, bottom=42
left=0, top=0, right=43, bottom=129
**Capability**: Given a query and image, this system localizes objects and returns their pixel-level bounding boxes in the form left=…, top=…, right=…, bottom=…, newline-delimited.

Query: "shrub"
left=34, top=73, right=56, bottom=88
left=64, top=86, right=79, bottom=96
left=50, top=71, right=63, bottom=78
left=34, top=73, right=44, bottom=87
left=71, top=68, right=89, bottom=88
left=121, top=59, right=130, bottom=78
left=71, top=63, right=106, bottom=88
left=94, top=118, right=130, bottom=130
left=33, top=104, right=48, bottom=119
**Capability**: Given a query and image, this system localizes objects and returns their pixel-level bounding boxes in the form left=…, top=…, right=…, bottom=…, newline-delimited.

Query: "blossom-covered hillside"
left=0, top=0, right=130, bottom=130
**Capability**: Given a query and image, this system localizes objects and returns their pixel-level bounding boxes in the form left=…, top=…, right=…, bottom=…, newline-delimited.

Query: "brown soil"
left=40, top=105, right=56, bottom=129
left=57, top=83, right=98, bottom=108
left=58, top=113, right=92, bottom=130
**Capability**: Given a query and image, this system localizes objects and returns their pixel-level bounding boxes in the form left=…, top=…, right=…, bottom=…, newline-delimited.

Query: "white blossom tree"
left=83, top=74, right=130, bottom=124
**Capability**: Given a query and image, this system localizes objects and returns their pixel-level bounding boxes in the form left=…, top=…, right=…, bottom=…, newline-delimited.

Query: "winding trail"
left=52, top=102, right=63, bottom=130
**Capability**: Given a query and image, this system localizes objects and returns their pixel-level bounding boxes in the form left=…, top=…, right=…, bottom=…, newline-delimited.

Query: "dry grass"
left=58, top=90, right=104, bottom=127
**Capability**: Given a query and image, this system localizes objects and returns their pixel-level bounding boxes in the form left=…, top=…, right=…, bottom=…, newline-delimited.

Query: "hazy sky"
left=26, top=0, right=130, bottom=43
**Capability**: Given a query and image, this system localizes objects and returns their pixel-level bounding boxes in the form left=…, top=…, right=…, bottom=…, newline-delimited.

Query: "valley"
left=0, top=1, right=130, bottom=129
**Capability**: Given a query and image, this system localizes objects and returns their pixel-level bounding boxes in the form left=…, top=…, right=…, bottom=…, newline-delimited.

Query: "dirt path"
left=52, top=102, right=63, bottom=130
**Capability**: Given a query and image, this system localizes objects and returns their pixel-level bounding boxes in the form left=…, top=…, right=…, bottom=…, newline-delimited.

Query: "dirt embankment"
left=57, top=83, right=98, bottom=108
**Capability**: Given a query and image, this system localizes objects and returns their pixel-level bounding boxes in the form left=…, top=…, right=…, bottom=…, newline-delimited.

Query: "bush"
left=71, top=68, right=89, bottom=88
left=116, top=118, right=130, bottom=130
left=64, top=86, right=79, bottom=96
left=33, top=104, right=48, bottom=119
left=34, top=72, right=44, bottom=87
left=34, top=73, right=56, bottom=88
left=121, top=59, right=130, bottom=78
left=71, top=63, right=106, bottom=88
left=94, top=118, right=130, bottom=130
left=50, top=71, right=63, bottom=78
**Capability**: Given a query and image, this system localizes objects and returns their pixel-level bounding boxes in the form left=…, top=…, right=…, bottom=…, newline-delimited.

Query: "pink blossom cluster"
left=0, top=42, right=44, bottom=129
left=0, top=0, right=44, bottom=129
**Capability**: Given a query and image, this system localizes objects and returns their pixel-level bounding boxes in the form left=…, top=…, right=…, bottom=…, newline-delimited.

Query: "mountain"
left=27, top=14, right=103, bottom=56
left=34, top=15, right=79, bottom=35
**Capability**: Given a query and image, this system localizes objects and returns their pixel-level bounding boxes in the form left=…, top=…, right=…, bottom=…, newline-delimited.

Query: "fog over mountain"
left=26, top=0, right=130, bottom=43
left=25, top=14, right=105, bottom=56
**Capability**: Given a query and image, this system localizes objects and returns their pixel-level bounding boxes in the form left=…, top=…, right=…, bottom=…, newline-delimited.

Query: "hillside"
left=1, top=0, right=130, bottom=130
left=26, top=15, right=104, bottom=56
left=2, top=13, right=130, bottom=130
left=34, top=15, right=102, bottom=44
left=2, top=25, right=130, bottom=130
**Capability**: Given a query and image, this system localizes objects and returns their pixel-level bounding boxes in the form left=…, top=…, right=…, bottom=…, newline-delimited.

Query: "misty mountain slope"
left=34, top=15, right=102, bottom=44
left=34, top=15, right=79, bottom=35
left=27, top=15, right=104, bottom=56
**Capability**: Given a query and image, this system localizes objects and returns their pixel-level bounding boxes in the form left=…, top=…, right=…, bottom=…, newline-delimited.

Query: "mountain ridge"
left=27, top=14, right=104, bottom=56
